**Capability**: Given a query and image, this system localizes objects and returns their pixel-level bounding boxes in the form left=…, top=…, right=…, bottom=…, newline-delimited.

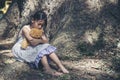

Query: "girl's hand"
left=30, top=34, right=48, bottom=46
left=22, top=26, right=48, bottom=46
left=41, top=34, right=48, bottom=43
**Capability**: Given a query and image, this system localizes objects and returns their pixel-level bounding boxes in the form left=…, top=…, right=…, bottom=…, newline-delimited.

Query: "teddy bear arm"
left=21, top=38, right=30, bottom=49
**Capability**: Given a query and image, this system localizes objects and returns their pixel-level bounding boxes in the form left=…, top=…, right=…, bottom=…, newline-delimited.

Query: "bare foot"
left=58, top=67, right=69, bottom=74
left=43, top=69, right=63, bottom=76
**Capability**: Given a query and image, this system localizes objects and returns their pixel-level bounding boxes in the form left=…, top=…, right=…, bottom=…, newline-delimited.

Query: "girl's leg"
left=49, top=52, right=69, bottom=74
left=40, top=55, right=63, bottom=76
left=41, top=55, right=51, bottom=70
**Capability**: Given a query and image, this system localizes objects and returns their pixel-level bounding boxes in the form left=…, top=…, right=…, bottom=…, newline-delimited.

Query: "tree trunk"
left=0, top=0, right=66, bottom=48
left=0, top=0, right=119, bottom=56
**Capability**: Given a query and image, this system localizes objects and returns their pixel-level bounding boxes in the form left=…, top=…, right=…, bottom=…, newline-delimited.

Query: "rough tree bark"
left=0, top=0, right=65, bottom=48
left=0, top=0, right=119, bottom=56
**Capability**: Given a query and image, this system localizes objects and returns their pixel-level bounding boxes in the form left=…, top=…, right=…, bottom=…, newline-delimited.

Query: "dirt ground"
left=0, top=49, right=119, bottom=80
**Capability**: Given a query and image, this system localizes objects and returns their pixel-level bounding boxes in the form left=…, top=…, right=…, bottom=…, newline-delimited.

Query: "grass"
left=77, top=38, right=106, bottom=56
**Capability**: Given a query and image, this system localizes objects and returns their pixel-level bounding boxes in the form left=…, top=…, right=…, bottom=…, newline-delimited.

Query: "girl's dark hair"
left=32, top=10, right=47, bottom=28
left=33, top=10, right=47, bottom=20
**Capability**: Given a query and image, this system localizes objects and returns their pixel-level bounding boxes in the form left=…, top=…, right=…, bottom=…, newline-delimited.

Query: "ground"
left=0, top=49, right=119, bottom=80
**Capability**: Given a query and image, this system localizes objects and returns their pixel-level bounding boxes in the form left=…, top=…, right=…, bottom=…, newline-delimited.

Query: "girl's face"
left=32, top=20, right=45, bottom=29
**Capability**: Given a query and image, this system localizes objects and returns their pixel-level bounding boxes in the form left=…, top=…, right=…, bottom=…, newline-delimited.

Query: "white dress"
left=12, top=25, right=56, bottom=68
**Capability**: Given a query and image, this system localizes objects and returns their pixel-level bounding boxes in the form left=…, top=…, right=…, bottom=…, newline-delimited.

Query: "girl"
left=12, top=11, right=69, bottom=76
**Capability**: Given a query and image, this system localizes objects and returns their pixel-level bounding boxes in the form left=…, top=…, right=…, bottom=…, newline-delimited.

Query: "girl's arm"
left=22, top=26, right=48, bottom=46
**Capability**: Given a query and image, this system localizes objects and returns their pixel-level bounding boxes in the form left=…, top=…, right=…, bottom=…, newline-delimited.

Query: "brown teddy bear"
left=21, top=28, right=44, bottom=49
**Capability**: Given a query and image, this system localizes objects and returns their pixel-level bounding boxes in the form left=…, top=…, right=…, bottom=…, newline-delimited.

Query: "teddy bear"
left=21, top=28, right=44, bottom=49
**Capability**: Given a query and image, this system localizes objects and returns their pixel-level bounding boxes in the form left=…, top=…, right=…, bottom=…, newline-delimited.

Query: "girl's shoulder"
left=22, top=25, right=31, bottom=31
left=22, top=25, right=30, bottom=29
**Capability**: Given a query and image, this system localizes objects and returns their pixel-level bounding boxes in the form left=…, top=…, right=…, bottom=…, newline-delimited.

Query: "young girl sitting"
left=12, top=10, right=69, bottom=76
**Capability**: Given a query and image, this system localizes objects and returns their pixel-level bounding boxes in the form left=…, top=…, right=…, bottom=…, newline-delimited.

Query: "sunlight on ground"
left=83, top=29, right=100, bottom=44
left=63, top=59, right=115, bottom=74
left=85, top=0, right=118, bottom=12
left=4, top=59, right=15, bottom=64
left=0, top=50, right=14, bottom=58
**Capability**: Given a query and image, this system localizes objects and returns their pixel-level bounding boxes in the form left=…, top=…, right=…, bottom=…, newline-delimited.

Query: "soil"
left=0, top=49, right=119, bottom=80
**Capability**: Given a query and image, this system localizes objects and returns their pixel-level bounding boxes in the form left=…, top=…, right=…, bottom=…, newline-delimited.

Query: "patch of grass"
left=60, top=56, right=72, bottom=60
left=77, top=42, right=95, bottom=56
left=59, top=55, right=81, bottom=61
left=116, top=74, right=120, bottom=80
left=111, top=57, right=120, bottom=72
left=77, top=39, right=106, bottom=56
left=94, top=38, right=106, bottom=50
left=57, top=74, right=70, bottom=80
